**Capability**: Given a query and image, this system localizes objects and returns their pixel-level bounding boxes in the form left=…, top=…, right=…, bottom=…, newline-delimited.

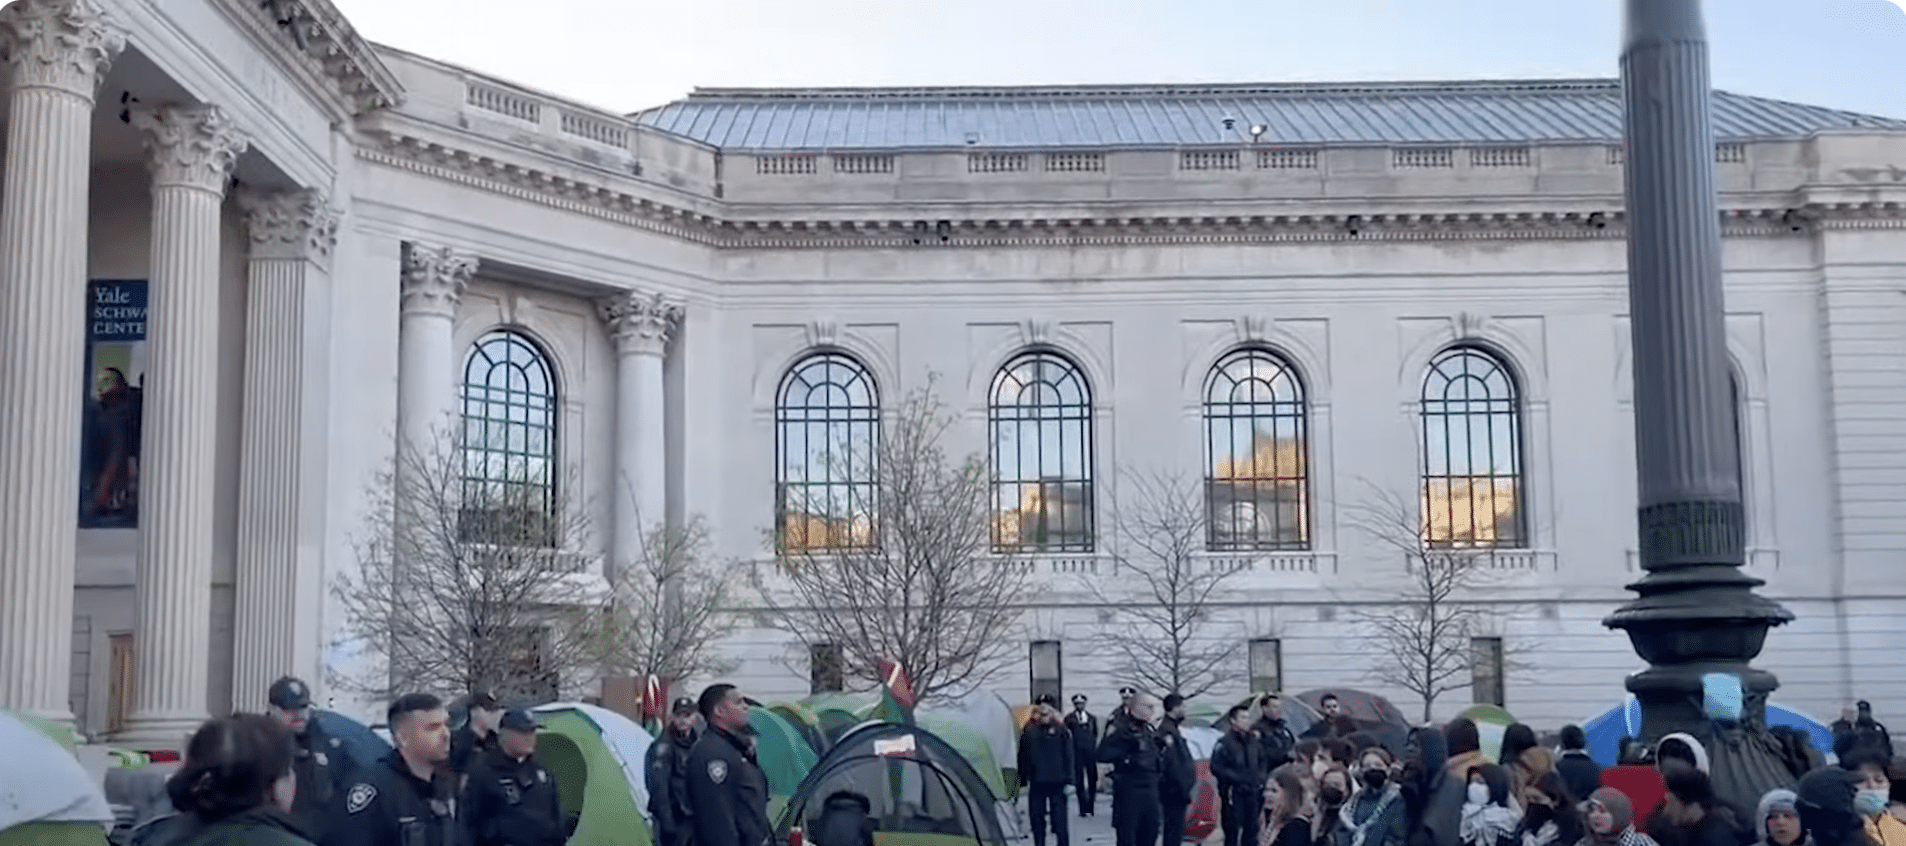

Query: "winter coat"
left=1555, top=752, right=1604, bottom=804
left=131, top=810, right=315, bottom=846
left=1019, top=723, right=1076, bottom=787
left=1343, top=784, right=1408, bottom=846
left=1160, top=717, right=1199, bottom=805
left=1214, top=729, right=1266, bottom=796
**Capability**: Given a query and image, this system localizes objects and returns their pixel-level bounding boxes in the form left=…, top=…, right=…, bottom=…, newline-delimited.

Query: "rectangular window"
left=810, top=643, right=844, bottom=694
left=1471, top=637, right=1505, bottom=706
left=1029, top=641, right=1063, bottom=706
left=1248, top=638, right=1283, bottom=694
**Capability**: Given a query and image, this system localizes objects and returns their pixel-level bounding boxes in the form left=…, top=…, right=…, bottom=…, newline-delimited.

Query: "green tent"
left=749, top=705, right=821, bottom=797
left=533, top=704, right=653, bottom=846
left=769, top=702, right=827, bottom=752
left=918, top=714, right=1010, bottom=802
left=801, top=692, right=875, bottom=744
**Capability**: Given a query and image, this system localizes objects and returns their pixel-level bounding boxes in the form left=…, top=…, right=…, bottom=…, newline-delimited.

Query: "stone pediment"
left=213, top=0, right=402, bottom=117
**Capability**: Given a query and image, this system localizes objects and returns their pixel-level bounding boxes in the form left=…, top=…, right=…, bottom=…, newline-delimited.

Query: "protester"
left=1579, top=787, right=1660, bottom=846
left=1555, top=727, right=1605, bottom=803
left=1261, top=764, right=1316, bottom=846
left=1343, top=747, right=1408, bottom=846
left=1649, top=763, right=1748, bottom=846
left=1460, top=765, right=1519, bottom=846
left=132, top=714, right=312, bottom=846
left=1758, top=789, right=1810, bottom=846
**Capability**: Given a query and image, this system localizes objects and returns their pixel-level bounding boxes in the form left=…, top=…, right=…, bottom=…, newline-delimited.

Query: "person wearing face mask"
left=1795, top=767, right=1869, bottom=846
left=1342, top=748, right=1407, bottom=846
left=130, top=714, right=315, bottom=846
left=1757, top=789, right=1811, bottom=846
left=1846, top=753, right=1906, bottom=846
left=1512, top=772, right=1581, bottom=846
left=1461, top=765, right=1519, bottom=846
left=1314, top=765, right=1353, bottom=846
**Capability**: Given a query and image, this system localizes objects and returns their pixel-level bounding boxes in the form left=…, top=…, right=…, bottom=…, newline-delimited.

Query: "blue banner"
left=80, top=280, right=147, bottom=529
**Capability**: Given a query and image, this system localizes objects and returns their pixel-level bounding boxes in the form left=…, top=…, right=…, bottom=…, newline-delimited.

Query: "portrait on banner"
left=79, top=280, right=147, bottom=529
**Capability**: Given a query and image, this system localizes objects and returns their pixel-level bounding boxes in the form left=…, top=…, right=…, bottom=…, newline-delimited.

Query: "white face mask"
left=1468, top=783, right=1491, bottom=806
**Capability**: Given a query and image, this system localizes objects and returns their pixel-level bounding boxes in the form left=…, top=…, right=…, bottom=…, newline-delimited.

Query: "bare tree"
left=603, top=513, right=741, bottom=690
left=752, top=379, right=1026, bottom=703
left=1090, top=469, right=1245, bottom=698
left=330, top=433, right=614, bottom=702
left=1342, top=483, right=1533, bottom=722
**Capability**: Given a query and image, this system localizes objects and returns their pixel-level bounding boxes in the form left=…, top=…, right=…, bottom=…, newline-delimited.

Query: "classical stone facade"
left=1, top=0, right=1904, bottom=741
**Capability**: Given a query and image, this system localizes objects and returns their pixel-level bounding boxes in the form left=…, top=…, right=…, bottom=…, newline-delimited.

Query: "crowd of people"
left=1016, top=690, right=1906, bottom=846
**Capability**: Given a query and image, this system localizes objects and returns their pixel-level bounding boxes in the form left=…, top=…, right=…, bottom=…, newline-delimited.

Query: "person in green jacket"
left=129, top=714, right=316, bottom=846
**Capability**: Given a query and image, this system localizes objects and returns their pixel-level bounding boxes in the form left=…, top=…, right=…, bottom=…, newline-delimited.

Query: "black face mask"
left=1361, top=769, right=1388, bottom=789
left=1527, top=804, right=1555, bottom=825
left=1321, top=787, right=1347, bottom=807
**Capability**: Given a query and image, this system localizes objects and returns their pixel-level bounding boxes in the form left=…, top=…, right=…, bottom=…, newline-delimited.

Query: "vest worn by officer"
left=326, top=755, right=464, bottom=846
left=465, top=746, right=564, bottom=846
left=290, top=729, right=338, bottom=841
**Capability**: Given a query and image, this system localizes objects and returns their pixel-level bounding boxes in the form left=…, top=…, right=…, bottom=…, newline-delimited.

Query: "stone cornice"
left=216, top=0, right=402, bottom=116
left=359, top=131, right=1906, bottom=250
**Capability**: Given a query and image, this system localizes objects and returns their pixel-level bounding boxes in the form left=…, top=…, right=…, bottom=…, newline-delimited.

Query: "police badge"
left=346, top=783, right=377, bottom=814
left=709, top=760, right=728, bottom=784
left=501, top=780, right=521, bottom=804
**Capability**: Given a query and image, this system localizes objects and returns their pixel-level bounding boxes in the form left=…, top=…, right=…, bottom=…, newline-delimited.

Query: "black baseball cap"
left=1033, top=694, right=1057, bottom=707
left=499, top=708, right=540, bottom=732
left=1071, top=694, right=1088, bottom=705
left=469, top=691, right=502, bottom=711
left=671, top=697, right=697, bottom=716
left=1118, top=686, right=1136, bottom=698
left=268, top=677, right=312, bottom=710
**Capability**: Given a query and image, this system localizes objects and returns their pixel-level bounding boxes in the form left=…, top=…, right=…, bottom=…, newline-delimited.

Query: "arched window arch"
left=1420, top=346, right=1526, bottom=548
left=459, top=330, right=559, bottom=547
left=990, top=351, right=1095, bottom=553
left=774, top=353, right=879, bottom=551
left=1203, top=348, right=1310, bottom=550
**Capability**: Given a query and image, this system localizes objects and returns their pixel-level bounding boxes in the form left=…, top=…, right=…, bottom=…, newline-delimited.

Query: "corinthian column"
left=0, top=0, right=127, bottom=727
left=230, top=189, right=339, bottom=712
left=397, top=243, right=478, bottom=461
left=597, top=290, right=682, bottom=569
left=119, top=105, right=249, bottom=748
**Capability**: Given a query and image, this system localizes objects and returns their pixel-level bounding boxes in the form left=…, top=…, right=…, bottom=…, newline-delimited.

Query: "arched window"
left=1203, top=349, right=1310, bottom=550
left=775, top=353, right=879, bottom=551
left=460, top=330, right=559, bottom=547
left=990, top=351, right=1094, bottom=553
left=1420, top=346, right=1525, bottom=548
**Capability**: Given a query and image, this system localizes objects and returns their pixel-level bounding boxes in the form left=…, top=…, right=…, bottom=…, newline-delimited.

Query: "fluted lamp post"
left=1606, top=0, right=1797, bottom=810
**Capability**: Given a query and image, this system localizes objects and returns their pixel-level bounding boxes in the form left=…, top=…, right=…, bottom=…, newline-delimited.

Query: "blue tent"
left=1581, top=697, right=1834, bottom=766
left=310, top=709, right=392, bottom=775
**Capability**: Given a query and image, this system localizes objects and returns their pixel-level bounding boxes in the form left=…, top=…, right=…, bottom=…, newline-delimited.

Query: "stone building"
left=1, top=0, right=1904, bottom=740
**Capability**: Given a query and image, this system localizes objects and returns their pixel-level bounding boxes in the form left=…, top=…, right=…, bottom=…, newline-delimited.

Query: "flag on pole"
left=874, top=658, right=916, bottom=724
left=641, top=675, right=665, bottom=735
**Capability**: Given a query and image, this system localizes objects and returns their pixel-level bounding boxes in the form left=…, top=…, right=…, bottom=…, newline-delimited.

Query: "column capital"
left=0, top=0, right=126, bottom=98
left=238, top=188, right=340, bottom=267
left=133, top=104, right=248, bottom=193
left=598, top=289, right=683, bottom=357
left=401, top=242, right=478, bottom=318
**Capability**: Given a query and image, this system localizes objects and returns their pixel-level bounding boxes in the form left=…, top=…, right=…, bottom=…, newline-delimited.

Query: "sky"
left=328, top=0, right=1905, bottom=119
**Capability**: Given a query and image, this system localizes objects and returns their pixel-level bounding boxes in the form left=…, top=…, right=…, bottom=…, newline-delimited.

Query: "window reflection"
left=1420, top=346, right=1524, bottom=548
left=1203, top=348, right=1310, bottom=550
left=459, top=331, right=558, bottom=547
left=990, top=352, right=1094, bottom=552
left=775, top=353, right=879, bottom=551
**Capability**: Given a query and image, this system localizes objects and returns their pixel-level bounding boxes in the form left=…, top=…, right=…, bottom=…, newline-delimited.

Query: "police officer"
left=266, top=676, right=348, bottom=841
left=1097, top=693, right=1164, bottom=846
left=324, top=693, right=465, bottom=846
left=451, top=691, right=503, bottom=775
left=464, top=709, right=565, bottom=846
left=1211, top=705, right=1265, bottom=846
left=1158, top=695, right=1197, bottom=846
left=647, top=697, right=701, bottom=846
left=1252, top=693, right=1296, bottom=775
left=1064, top=694, right=1100, bottom=817
left=686, top=684, right=769, bottom=846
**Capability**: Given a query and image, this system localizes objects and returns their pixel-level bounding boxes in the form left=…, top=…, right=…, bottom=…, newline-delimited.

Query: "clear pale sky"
left=330, top=0, right=1905, bottom=119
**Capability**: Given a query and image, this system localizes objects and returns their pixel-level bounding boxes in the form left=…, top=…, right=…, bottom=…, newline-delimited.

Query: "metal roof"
left=633, top=79, right=1906, bottom=151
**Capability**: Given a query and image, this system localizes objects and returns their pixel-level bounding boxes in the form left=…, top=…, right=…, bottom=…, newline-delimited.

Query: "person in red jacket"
left=1602, top=738, right=1667, bottom=832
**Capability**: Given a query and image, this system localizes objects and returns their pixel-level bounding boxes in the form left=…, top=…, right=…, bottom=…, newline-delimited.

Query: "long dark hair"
left=166, top=714, right=295, bottom=821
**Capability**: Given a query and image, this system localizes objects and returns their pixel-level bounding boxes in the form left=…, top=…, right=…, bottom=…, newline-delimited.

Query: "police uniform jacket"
left=686, top=725, right=770, bottom=846
left=450, top=725, right=497, bottom=775
left=1158, top=717, right=1197, bottom=806
left=646, top=729, right=698, bottom=846
left=324, top=755, right=465, bottom=846
left=1063, top=709, right=1098, bottom=758
left=464, top=745, right=564, bottom=846
left=1096, top=720, right=1165, bottom=785
left=1017, top=723, right=1075, bottom=787
left=1211, top=728, right=1265, bottom=796
left=289, top=724, right=345, bottom=841
left=1254, top=717, right=1296, bottom=774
